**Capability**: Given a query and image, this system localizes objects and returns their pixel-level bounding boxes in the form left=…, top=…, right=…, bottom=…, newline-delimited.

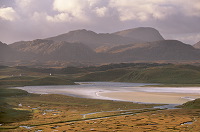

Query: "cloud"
left=109, top=0, right=200, bottom=21
left=172, top=0, right=200, bottom=17
left=46, top=13, right=72, bottom=22
left=16, top=0, right=31, bottom=9
left=52, top=0, right=89, bottom=22
left=167, top=33, right=200, bottom=45
left=109, top=0, right=177, bottom=21
left=51, top=0, right=109, bottom=22
left=0, top=7, right=18, bottom=21
left=95, top=7, right=108, bottom=17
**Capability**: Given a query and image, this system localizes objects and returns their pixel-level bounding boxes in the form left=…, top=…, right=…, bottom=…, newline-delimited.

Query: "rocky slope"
left=10, top=39, right=98, bottom=62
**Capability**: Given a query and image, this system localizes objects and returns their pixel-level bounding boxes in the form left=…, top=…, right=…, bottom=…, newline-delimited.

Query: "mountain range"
left=1, top=27, right=200, bottom=67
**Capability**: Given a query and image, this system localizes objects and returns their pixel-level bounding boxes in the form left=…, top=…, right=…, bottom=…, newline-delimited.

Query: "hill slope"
left=104, top=40, right=200, bottom=62
left=75, top=64, right=200, bottom=84
left=117, top=65, right=200, bottom=84
left=0, top=41, right=19, bottom=62
left=10, top=39, right=98, bottom=62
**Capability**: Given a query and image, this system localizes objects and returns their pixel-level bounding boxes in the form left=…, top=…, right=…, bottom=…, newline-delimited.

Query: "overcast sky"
left=0, top=0, right=200, bottom=44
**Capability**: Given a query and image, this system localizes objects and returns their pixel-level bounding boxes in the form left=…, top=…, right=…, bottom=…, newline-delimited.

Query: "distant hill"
left=113, top=27, right=164, bottom=42
left=103, top=40, right=200, bottom=62
left=193, top=41, right=200, bottom=49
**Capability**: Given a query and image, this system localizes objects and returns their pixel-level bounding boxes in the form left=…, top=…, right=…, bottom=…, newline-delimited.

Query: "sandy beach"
left=99, top=91, right=200, bottom=104
left=15, top=82, right=200, bottom=104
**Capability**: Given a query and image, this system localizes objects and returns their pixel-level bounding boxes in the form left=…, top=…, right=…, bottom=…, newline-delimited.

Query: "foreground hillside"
left=1, top=63, right=200, bottom=131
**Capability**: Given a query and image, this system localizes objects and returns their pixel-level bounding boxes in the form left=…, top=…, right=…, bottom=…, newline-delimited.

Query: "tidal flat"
left=15, top=82, right=200, bottom=104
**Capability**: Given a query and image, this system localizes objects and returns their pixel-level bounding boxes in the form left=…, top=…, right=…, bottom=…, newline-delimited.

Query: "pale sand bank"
left=99, top=92, right=200, bottom=104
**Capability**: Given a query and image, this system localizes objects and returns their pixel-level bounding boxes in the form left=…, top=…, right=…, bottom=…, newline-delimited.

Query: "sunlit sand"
left=99, top=91, right=200, bottom=104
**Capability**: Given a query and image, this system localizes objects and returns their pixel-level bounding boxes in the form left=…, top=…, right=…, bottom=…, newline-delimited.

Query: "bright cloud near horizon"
left=0, top=0, right=200, bottom=44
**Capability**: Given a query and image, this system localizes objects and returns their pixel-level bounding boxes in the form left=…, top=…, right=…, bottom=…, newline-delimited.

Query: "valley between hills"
left=1, top=27, right=200, bottom=131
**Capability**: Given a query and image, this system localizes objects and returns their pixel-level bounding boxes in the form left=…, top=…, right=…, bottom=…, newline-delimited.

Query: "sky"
left=0, top=0, right=200, bottom=45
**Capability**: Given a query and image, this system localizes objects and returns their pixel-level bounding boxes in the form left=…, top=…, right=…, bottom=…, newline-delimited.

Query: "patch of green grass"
left=0, top=87, right=32, bottom=124
left=76, top=68, right=131, bottom=82
left=0, top=76, right=37, bottom=81
left=0, top=76, right=75, bottom=86
left=117, top=66, right=200, bottom=84
left=179, top=98, right=200, bottom=109
left=0, top=88, right=28, bottom=97
left=0, top=107, right=32, bottom=123
left=30, top=76, right=75, bottom=85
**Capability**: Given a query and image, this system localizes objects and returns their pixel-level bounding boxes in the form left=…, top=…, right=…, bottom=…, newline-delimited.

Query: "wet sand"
left=99, top=91, right=200, bottom=104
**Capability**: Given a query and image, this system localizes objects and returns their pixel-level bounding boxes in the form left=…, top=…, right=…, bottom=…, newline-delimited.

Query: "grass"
left=72, top=64, right=200, bottom=84
left=117, top=65, right=200, bottom=84
left=0, top=87, right=32, bottom=124
left=179, top=98, right=200, bottom=109
left=0, top=76, right=75, bottom=86
left=76, top=68, right=131, bottom=82
left=30, top=76, right=75, bottom=85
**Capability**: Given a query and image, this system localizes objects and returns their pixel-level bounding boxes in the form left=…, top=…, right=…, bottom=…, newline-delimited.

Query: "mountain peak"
left=193, top=41, right=200, bottom=49
left=66, top=29, right=97, bottom=37
left=113, top=27, right=164, bottom=42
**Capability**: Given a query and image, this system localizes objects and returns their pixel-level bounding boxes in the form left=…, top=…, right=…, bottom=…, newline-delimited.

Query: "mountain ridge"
left=45, top=29, right=141, bottom=49
left=1, top=27, right=200, bottom=66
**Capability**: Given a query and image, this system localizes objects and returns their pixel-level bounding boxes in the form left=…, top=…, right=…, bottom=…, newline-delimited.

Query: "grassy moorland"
left=75, top=63, right=200, bottom=85
left=1, top=63, right=200, bottom=131
left=0, top=86, right=160, bottom=131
